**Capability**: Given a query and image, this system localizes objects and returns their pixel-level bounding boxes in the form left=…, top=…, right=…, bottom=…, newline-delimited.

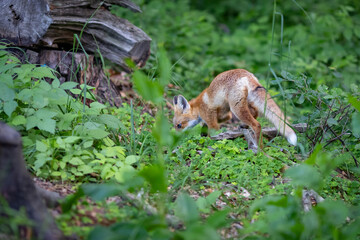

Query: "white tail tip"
left=287, top=133, right=297, bottom=146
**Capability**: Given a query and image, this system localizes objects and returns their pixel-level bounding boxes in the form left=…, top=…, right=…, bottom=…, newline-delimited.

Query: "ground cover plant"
left=1, top=0, right=360, bottom=239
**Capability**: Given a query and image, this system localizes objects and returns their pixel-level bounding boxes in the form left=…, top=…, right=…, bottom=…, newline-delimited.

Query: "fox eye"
left=177, top=123, right=182, bottom=129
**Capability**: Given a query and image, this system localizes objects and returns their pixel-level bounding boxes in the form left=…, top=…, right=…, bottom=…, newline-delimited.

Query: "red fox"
left=172, top=69, right=297, bottom=148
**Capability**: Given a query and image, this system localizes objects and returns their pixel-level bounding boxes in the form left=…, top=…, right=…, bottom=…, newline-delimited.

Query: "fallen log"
left=0, top=0, right=151, bottom=106
left=43, top=0, right=151, bottom=70
left=0, top=0, right=150, bottom=70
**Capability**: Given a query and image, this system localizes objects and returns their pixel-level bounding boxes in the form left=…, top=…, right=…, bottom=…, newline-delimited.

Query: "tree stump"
left=0, top=122, right=63, bottom=240
left=0, top=0, right=151, bottom=107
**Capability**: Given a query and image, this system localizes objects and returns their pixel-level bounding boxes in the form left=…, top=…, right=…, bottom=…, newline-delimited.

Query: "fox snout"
left=173, top=121, right=186, bottom=130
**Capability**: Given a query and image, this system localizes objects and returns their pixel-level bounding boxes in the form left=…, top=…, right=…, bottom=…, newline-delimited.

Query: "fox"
left=172, top=69, right=297, bottom=148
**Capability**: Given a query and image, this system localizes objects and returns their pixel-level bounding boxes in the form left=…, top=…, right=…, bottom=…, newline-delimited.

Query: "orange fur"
left=173, top=69, right=297, bottom=147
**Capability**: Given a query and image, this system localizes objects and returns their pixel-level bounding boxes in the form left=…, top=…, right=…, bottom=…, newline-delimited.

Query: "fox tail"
left=249, top=87, right=297, bottom=146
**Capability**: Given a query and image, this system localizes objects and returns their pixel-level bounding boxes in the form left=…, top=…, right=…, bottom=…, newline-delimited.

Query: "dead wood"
left=0, top=0, right=52, bottom=46
left=43, top=0, right=151, bottom=70
left=0, top=0, right=150, bottom=70
left=302, top=189, right=324, bottom=212
left=1, top=0, right=151, bottom=107
left=211, top=123, right=307, bottom=141
left=50, top=0, right=142, bottom=13
left=0, top=122, right=63, bottom=240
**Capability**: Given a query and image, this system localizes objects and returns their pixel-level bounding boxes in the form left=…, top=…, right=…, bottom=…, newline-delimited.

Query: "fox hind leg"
left=229, top=90, right=262, bottom=148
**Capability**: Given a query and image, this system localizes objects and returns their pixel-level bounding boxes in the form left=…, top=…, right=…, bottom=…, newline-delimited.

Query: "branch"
left=211, top=123, right=307, bottom=141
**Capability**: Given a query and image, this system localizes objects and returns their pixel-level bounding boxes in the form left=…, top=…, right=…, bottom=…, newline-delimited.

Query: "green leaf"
left=90, top=102, right=106, bottom=109
left=316, top=200, right=349, bottom=226
left=78, top=165, right=94, bottom=174
left=17, top=89, right=32, bottom=102
left=35, top=108, right=58, bottom=119
left=51, top=78, right=60, bottom=88
left=175, top=193, right=199, bottom=225
left=4, top=100, right=18, bottom=116
left=351, top=112, right=360, bottom=136
left=11, top=115, right=26, bottom=125
left=64, top=136, right=81, bottom=143
left=79, top=84, right=95, bottom=90
left=0, top=73, right=13, bottom=87
left=196, top=197, right=209, bottom=213
left=69, top=157, right=84, bottom=166
left=206, top=191, right=221, bottom=205
left=59, top=161, right=66, bottom=169
left=132, top=70, right=163, bottom=104
left=33, top=94, right=49, bottom=108
left=98, top=114, right=123, bottom=129
left=0, top=63, right=18, bottom=74
left=83, top=140, right=93, bottom=148
left=38, top=118, right=56, bottom=134
left=181, top=224, right=219, bottom=240
left=87, top=129, right=110, bottom=139
left=84, top=121, right=102, bottom=130
left=125, top=155, right=140, bottom=165
left=36, top=140, right=48, bottom=152
left=348, top=95, right=360, bottom=111
left=38, top=80, right=52, bottom=91
left=57, top=113, right=77, bottom=131
left=103, top=137, right=115, bottom=147
left=56, top=137, right=66, bottom=149
left=34, top=158, right=47, bottom=170
left=70, top=89, right=82, bottom=95
left=81, top=183, right=124, bottom=201
left=0, top=82, right=15, bottom=101
left=60, top=82, right=78, bottom=90
left=355, top=27, right=360, bottom=39
left=305, top=144, right=322, bottom=165
left=26, top=116, right=38, bottom=130
left=158, top=48, right=171, bottom=87
left=51, top=171, right=61, bottom=177
left=140, top=164, right=167, bottom=193
left=285, top=164, right=322, bottom=190
left=196, top=191, right=221, bottom=213
left=31, top=66, right=56, bottom=79
left=206, top=210, right=230, bottom=229
left=297, top=94, right=305, bottom=104
left=61, top=188, right=85, bottom=213
left=114, top=165, right=136, bottom=183
left=326, top=118, right=337, bottom=126
left=152, top=112, right=180, bottom=148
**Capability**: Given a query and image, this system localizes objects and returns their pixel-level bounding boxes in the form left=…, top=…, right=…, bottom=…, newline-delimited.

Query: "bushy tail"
left=249, top=89, right=297, bottom=145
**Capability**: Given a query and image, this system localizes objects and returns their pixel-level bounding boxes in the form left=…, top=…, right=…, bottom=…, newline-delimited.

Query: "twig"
left=323, top=132, right=350, bottom=149
left=328, top=127, right=358, bottom=167
left=210, top=123, right=307, bottom=141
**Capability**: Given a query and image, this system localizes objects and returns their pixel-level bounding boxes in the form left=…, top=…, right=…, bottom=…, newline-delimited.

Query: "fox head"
left=173, top=95, right=201, bottom=130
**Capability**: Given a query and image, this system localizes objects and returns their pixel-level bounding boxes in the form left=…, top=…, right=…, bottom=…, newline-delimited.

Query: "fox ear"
left=174, top=95, right=190, bottom=113
left=173, top=96, right=178, bottom=105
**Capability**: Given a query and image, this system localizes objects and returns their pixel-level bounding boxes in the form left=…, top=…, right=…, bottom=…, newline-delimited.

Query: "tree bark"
left=43, top=0, right=151, bottom=70
left=0, top=0, right=151, bottom=106
left=0, top=0, right=52, bottom=46
left=0, top=122, right=63, bottom=240
left=0, top=0, right=151, bottom=71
